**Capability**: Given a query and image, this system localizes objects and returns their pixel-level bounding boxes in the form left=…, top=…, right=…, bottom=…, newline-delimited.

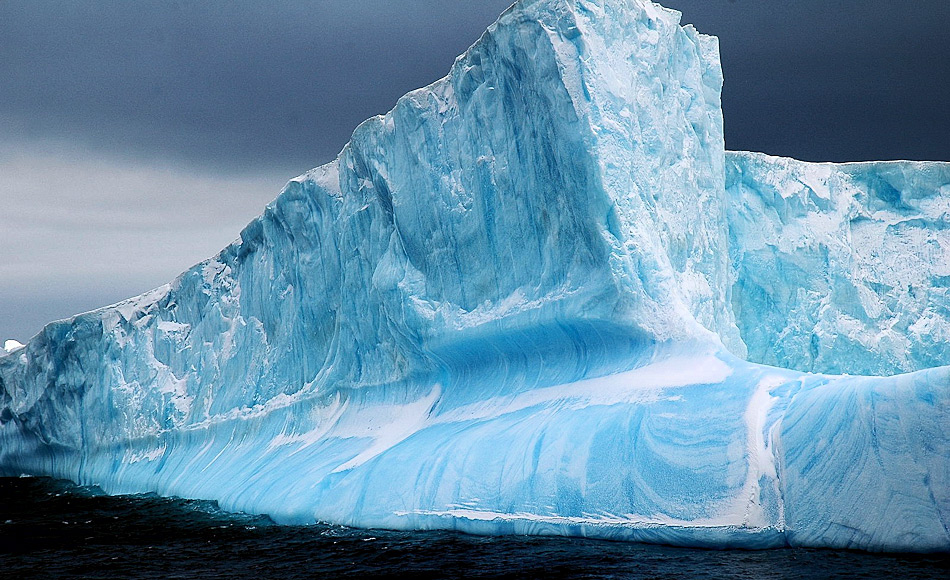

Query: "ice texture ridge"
left=1, top=0, right=949, bottom=552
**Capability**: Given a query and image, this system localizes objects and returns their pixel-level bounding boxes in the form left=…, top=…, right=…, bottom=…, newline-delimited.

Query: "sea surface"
left=1, top=477, right=947, bottom=579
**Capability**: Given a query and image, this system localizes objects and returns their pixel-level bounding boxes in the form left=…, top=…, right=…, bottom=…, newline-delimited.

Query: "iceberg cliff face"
left=727, top=151, right=950, bottom=376
left=1, top=0, right=949, bottom=552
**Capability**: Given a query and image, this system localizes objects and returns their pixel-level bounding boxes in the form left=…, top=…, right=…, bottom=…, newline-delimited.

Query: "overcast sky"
left=2, top=0, right=949, bottom=342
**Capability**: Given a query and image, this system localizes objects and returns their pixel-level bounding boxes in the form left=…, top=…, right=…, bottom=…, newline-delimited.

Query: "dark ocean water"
left=1, top=477, right=947, bottom=580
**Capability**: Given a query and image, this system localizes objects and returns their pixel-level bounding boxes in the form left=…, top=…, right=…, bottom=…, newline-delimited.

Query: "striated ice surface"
left=727, top=151, right=950, bottom=376
left=1, top=0, right=948, bottom=552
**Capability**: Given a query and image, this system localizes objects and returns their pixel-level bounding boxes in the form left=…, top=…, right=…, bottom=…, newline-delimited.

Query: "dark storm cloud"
left=2, top=0, right=948, bottom=174
left=0, top=0, right=514, bottom=176
left=663, top=0, right=950, bottom=161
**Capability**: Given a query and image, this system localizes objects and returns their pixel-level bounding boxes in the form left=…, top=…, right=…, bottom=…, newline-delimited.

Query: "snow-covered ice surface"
left=1, top=0, right=948, bottom=552
left=2, top=340, right=25, bottom=353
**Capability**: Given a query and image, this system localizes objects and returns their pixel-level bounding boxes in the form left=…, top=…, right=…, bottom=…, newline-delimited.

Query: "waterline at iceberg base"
left=2, top=0, right=948, bottom=552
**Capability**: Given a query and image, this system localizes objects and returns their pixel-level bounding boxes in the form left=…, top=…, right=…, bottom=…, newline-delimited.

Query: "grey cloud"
left=0, top=0, right=514, bottom=176
left=2, top=0, right=948, bottom=172
left=0, top=145, right=285, bottom=341
left=663, top=0, right=950, bottom=161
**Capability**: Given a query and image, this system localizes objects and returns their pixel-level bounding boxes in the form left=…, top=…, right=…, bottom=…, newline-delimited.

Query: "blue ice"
left=2, top=0, right=948, bottom=552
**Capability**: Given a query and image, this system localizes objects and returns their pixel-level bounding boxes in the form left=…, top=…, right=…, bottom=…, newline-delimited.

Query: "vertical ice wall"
left=727, top=151, right=950, bottom=375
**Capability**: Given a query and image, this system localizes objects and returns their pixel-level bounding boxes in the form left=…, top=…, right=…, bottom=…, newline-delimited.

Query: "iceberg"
left=727, top=151, right=950, bottom=377
left=1, top=0, right=948, bottom=552
left=2, top=340, right=25, bottom=354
